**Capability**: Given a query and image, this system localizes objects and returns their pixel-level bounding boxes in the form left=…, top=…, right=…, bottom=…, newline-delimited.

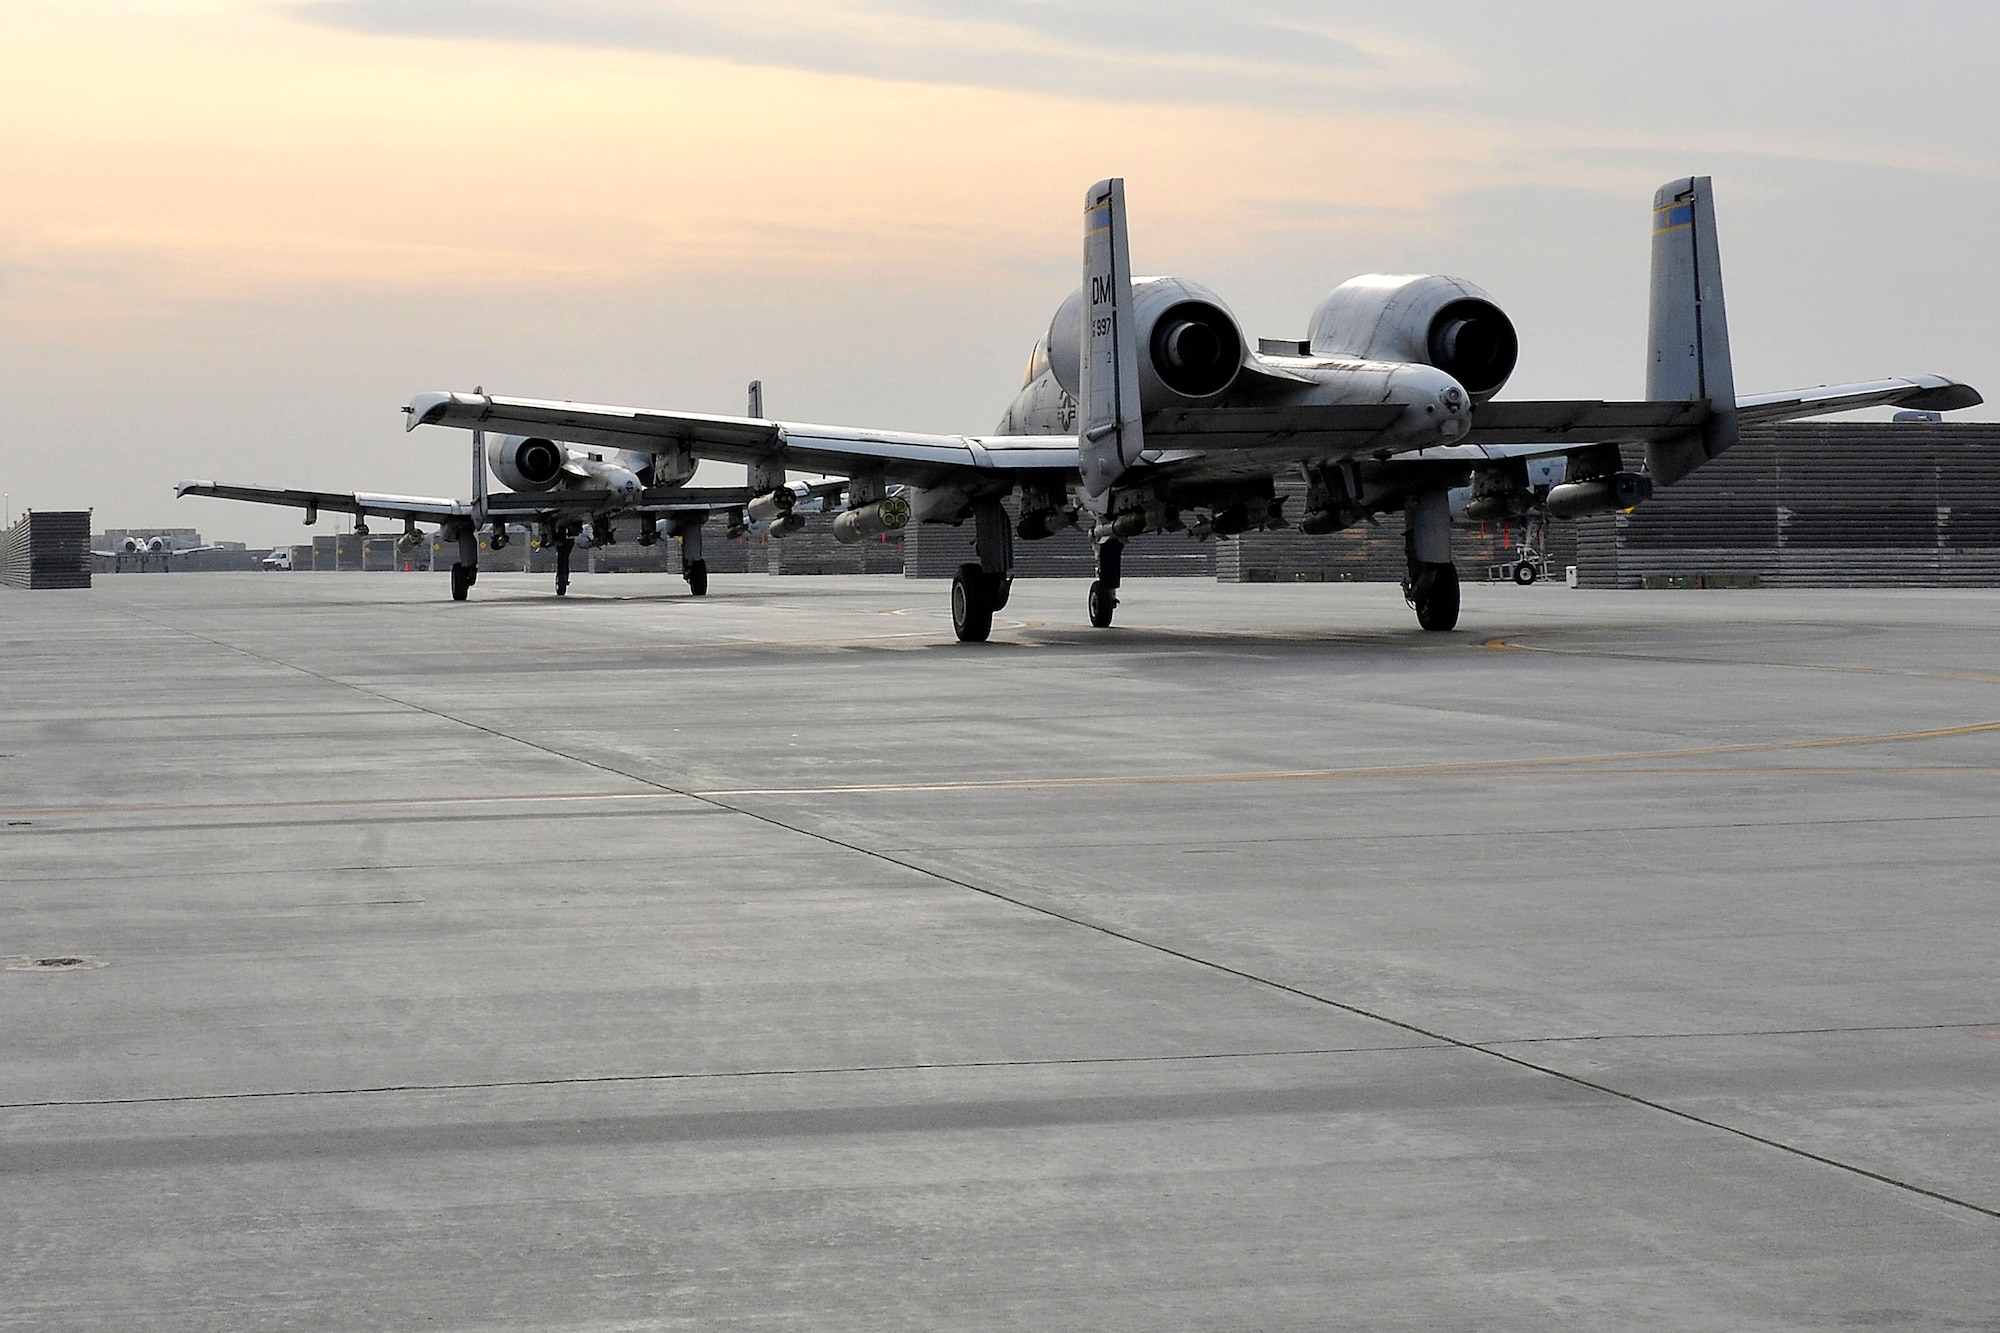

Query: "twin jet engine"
left=1039, top=272, right=1519, bottom=413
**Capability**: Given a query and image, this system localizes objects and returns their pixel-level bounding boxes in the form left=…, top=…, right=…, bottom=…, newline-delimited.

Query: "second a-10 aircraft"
left=399, top=175, right=1980, bottom=639
left=180, top=382, right=842, bottom=599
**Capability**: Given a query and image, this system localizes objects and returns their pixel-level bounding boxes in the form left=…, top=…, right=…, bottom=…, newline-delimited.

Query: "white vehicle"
left=406, top=177, right=1979, bottom=639
left=259, top=549, right=293, bottom=571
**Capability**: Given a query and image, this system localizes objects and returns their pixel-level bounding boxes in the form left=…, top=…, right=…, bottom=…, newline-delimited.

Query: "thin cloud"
left=286, top=0, right=1470, bottom=105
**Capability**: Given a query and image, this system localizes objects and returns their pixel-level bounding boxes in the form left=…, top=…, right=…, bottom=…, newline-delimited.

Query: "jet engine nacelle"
left=1046, top=276, right=1247, bottom=412
left=486, top=435, right=565, bottom=492
left=1306, top=275, right=1519, bottom=401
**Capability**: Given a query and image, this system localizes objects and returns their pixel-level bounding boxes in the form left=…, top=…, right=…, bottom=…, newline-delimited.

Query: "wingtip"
left=1905, top=377, right=1983, bottom=412
left=404, top=391, right=456, bottom=432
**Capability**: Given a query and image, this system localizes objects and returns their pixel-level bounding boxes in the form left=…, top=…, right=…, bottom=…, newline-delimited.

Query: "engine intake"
left=1426, top=299, right=1519, bottom=398
left=486, top=435, right=565, bottom=492
left=1046, top=276, right=1248, bottom=411
left=1149, top=301, right=1242, bottom=398
left=1307, top=275, right=1520, bottom=401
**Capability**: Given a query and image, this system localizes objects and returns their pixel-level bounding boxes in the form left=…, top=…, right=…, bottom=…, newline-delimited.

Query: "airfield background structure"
left=2, top=510, right=91, bottom=589
left=1572, top=421, right=2000, bottom=588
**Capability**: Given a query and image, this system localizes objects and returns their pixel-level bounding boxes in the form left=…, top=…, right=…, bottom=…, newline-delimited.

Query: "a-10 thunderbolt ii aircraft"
left=92, top=532, right=220, bottom=571
left=404, top=177, right=1981, bottom=639
left=179, top=386, right=840, bottom=599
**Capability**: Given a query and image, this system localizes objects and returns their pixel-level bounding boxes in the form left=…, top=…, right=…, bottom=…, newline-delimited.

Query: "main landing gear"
left=676, top=520, right=709, bottom=597
left=950, top=498, right=1014, bottom=642
left=951, top=563, right=1010, bottom=641
left=1405, top=561, right=1460, bottom=631
left=1088, top=535, right=1122, bottom=628
left=447, top=520, right=480, bottom=601
left=1402, top=490, right=1460, bottom=632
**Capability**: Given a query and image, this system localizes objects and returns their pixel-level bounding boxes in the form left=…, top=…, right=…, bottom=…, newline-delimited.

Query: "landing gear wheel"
left=450, top=563, right=471, bottom=601
left=1088, top=579, right=1116, bottom=628
left=1512, top=560, right=1538, bottom=587
left=987, top=572, right=1011, bottom=612
left=685, top=560, right=709, bottom=597
left=1411, top=562, right=1461, bottom=631
left=951, top=562, right=994, bottom=642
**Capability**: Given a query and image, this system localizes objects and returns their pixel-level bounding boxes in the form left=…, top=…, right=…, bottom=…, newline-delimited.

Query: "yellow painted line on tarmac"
left=1483, top=636, right=2000, bottom=685
left=687, top=720, right=2000, bottom=798
left=10, top=724, right=1995, bottom=820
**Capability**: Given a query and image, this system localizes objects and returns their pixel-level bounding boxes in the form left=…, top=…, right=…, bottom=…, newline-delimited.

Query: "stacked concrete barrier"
left=2, top=511, right=92, bottom=589
left=1575, top=422, right=2000, bottom=589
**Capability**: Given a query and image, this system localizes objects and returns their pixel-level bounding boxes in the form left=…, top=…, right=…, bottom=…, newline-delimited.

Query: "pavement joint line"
left=82, top=601, right=2000, bottom=1223
left=651, top=800, right=2000, bottom=1223
left=9, top=1024, right=1989, bottom=1113
left=0, top=1044, right=1449, bottom=1111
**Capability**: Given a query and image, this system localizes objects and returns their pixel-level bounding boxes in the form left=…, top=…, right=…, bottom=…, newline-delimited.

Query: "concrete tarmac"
left=3, top=570, right=1997, bottom=1330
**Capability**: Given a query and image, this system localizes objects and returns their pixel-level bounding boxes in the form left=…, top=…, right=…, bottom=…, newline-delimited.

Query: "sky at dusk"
left=3, top=0, right=1996, bottom=546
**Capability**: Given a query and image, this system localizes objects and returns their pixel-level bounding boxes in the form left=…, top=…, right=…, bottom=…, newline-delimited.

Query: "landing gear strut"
left=554, top=531, right=574, bottom=597
left=951, top=498, right=1013, bottom=642
left=1088, top=536, right=1122, bottom=628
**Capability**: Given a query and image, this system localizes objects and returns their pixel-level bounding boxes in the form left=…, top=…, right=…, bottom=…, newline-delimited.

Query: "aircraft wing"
left=1736, top=375, right=1981, bottom=426
left=177, top=480, right=470, bottom=523
left=477, top=482, right=847, bottom=516
left=408, top=373, right=1982, bottom=494
left=1421, top=376, right=1981, bottom=460
left=406, top=391, right=1069, bottom=488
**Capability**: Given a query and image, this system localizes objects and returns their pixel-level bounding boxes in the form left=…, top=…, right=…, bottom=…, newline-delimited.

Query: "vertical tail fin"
left=470, top=384, right=489, bottom=525
left=1078, top=178, right=1144, bottom=499
left=1645, top=177, right=1738, bottom=485
left=747, top=380, right=763, bottom=419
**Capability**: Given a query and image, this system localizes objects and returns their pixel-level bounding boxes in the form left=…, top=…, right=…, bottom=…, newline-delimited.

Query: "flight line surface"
left=3, top=572, right=1996, bottom=1330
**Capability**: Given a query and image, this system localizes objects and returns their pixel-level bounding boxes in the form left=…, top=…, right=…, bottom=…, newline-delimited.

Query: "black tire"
left=1512, top=560, right=1538, bottom=586
left=951, top=563, right=993, bottom=642
left=1414, top=562, right=1460, bottom=631
left=686, top=560, right=709, bottom=597
left=987, top=572, right=1011, bottom=612
left=1088, top=579, right=1116, bottom=628
left=450, top=563, right=470, bottom=601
